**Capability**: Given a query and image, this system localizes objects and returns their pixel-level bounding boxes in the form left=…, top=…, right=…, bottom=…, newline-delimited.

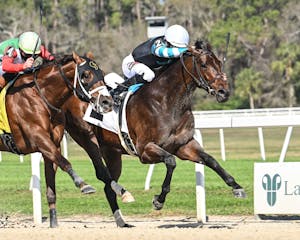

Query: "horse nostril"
left=218, top=89, right=230, bottom=97
left=102, top=100, right=111, bottom=107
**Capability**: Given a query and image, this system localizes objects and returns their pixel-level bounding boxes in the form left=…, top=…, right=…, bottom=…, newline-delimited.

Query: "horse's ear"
left=72, top=51, right=84, bottom=64
left=85, top=51, right=94, bottom=60
left=195, top=39, right=204, bottom=50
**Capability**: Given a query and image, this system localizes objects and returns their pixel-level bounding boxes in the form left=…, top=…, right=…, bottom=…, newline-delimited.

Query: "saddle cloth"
left=83, top=83, right=143, bottom=156
left=0, top=80, right=22, bottom=154
left=0, top=81, right=14, bottom=134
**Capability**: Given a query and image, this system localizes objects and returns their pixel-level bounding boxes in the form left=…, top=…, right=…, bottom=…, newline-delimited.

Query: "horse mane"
left=194, top=39, right=212, bottom=52
left=53, top=54, right=74, bottom=65
left=36, top=54, right=74, bottom=69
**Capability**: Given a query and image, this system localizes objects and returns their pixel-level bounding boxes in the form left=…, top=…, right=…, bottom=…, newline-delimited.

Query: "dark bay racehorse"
left=0, top=52, right=118, bottom=227
left=59, top=41, right=246, bottom=227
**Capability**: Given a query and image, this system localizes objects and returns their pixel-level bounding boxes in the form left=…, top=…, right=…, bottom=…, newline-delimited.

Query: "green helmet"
left=18, top=31, right=41, bottom=54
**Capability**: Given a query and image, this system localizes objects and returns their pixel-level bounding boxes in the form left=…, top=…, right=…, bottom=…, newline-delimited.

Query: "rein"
left=32, top=63, right=90, bottom=113
left=58, top=63, right=90, bottom=102
left=32, top=57, right=105, bottom=113
left=31, top=56, right=108, bottom=114
left=33, top=70, right=61, bottom=112
left=180, top=52, right=215, bottom=95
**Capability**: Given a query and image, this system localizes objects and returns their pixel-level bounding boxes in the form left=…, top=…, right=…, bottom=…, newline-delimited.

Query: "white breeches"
left=104, top=72, right=125, bottom=89
left=122, top=54, right=155, bottom=82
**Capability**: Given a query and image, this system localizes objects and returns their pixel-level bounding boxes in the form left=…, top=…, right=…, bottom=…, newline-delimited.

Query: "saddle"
left=83, top=83, right=144, bottom=156
left=0, top=80, right=21, bottom=154
left=110, top=75, right=146, bottom=106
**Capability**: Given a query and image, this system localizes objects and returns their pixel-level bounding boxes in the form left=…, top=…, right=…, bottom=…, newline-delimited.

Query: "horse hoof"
left=119, top=223, right=135, bottom=228
left=122, top=191, right=135, bottom=203
left=233, top=188, right=247, bottom=198
left=152, top=195, right=164, bottom=210
left=49, top=209, right=58, bottom=228
left=81, top=185, right=96, bottom=194
left=50, top=221, right=58, bottom=228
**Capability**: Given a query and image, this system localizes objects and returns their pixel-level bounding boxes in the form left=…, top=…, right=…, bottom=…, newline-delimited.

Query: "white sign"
left=254, top=162, right=300, bottom=214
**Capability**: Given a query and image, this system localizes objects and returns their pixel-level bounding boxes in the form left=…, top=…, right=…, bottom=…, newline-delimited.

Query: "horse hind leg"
left=44, top=159, right=90, bottom=228
left=66, top=168, right=96, bottom=194
left=44, top=161, right=58, bottom=228
left=141, top=143, right=177, bottom=210
left=152, top=154, right=176, bottom=210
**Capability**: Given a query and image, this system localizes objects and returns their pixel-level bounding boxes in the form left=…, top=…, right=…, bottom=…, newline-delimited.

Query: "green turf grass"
left=0, top=127, right=299, bottom=218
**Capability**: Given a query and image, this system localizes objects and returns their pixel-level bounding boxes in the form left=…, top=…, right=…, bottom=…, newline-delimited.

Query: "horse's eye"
left=82, top=71, right=90, bottom=79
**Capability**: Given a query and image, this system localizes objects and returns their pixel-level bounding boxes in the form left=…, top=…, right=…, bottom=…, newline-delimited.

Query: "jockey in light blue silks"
left=108, top=25, right=190, bottom=98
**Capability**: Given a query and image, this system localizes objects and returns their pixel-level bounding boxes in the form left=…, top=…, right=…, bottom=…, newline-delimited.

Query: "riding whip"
left=222, top=32, right=230, bottom=71
left=32, top=0, right=43, bottom=59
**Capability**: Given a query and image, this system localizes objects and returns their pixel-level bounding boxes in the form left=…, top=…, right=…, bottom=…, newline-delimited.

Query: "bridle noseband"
left=33, top=56, right=109, bottom=112
left=72, top=57, right=107, bottom=102
left=58, top=57, right=107, bottom=103
left=180, top=51, right=217, bottom=95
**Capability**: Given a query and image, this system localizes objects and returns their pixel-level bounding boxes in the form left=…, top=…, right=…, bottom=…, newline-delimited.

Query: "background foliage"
left=0, top=0, right=300, bottom=110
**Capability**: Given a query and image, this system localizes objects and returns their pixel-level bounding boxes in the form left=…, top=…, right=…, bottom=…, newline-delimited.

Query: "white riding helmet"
left=18, top=31, right=41, bottom=54
left=165, top=25, right=189, bottom=48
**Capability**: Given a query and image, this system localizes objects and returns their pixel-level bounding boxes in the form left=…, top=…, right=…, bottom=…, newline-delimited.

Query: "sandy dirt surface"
left=1, top=214, right=300, bottom=240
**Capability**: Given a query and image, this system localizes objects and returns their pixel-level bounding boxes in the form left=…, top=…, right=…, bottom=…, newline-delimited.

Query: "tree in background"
left=1, top=0, right=299, bottom=110
left=235, top=68, right=263, bottom=109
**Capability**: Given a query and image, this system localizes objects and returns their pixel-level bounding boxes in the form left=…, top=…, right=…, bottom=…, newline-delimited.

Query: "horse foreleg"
left=199, top=151, right=246, bottom=197
left=44, top=160, right=58, bottom=228
left=58, top=149, right=96, bottom=194
left=65, top=116, right=132, bottom=198
left=141, top=142, right=176, bottom=210
left=102, top=148, right=134, bottom=227
left=176, top=139, right=246, bottom=198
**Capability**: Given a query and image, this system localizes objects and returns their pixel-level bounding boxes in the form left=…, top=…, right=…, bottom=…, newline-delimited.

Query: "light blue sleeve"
left=151, top=41, right=187, bottom=58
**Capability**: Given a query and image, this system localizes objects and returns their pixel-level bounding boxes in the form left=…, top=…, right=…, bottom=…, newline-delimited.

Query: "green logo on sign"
left=262, top=174, right=281, bottom=206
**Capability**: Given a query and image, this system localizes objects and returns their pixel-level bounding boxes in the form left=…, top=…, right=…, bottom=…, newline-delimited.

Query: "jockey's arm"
left=151, top=40, right=188, bottom=58
left=40, top=45, right=55, bottom=61
left=2, top=50, right=25, bottom=72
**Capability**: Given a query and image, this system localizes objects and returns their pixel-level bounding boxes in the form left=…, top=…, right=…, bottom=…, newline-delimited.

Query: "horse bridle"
left=59, top=57, right=107, bottom=103
left=180, top=51, right=217, bottom=95
left=32, top=57, right=108, bottom=112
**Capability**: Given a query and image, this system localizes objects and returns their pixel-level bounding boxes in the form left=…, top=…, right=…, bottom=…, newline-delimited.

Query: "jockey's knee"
left=0, top=76, right=6, bottom=88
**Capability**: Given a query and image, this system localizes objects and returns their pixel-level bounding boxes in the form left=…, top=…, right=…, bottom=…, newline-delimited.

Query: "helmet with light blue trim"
left=165, top=25, right=189, bottom=48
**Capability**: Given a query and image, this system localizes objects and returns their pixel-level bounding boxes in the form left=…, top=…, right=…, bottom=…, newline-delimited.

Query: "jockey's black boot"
left=110, top=84, right=127, bottom=106
left=110, top=75, right=143, bottom=106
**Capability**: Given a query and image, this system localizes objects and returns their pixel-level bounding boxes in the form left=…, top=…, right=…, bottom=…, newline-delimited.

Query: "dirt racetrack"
left=1, top=214, right=300, bottom=240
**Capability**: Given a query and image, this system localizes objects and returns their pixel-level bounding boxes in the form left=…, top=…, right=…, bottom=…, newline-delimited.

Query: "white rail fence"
left=144, top=107, right=300, bottom=223
left=2, top=108, right=300, bottom=224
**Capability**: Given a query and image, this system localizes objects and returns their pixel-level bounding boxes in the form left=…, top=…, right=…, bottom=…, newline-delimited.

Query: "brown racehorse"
left=0, top=52, right=116, bottom=227
left=58, top=40, right=246, bottom=227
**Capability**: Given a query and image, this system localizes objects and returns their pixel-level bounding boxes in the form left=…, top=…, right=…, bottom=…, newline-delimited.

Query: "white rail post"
left=0, top=152, right=2, bottom=162
left=219, top=128, right=226, bottom=161
left=194, top=129, right=206, bottom=223
left=20, top=154, right=24, bottom=163
left=30, top=152, right=42, bottom=224
left=144, top=164, right=155, bottom=190
left=62, top=133, right=68, bottom=159
left=279, top=126, right=293, bottom=163
left=258, top=127, right=266, bottom=160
